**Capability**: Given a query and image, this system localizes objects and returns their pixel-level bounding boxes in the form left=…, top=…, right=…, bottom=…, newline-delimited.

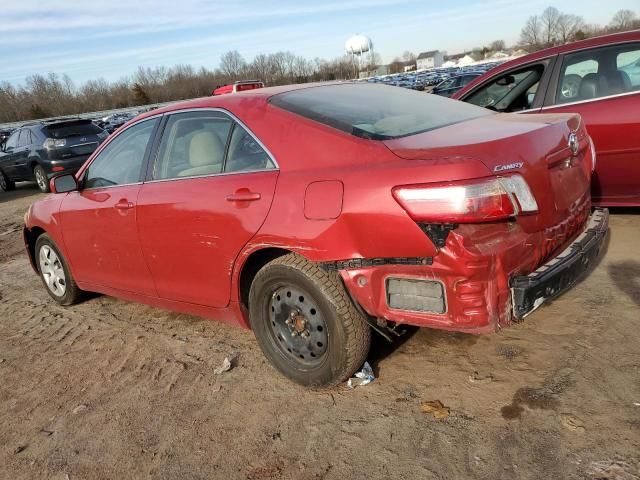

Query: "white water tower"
left=345, top=34, right=373, bottom=77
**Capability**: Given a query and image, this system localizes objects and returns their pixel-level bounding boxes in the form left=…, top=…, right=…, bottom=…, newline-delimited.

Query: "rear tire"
left=34, top=164, right=50, bottom=193
left=249, top=253, right=371, bottom=387
left=0, top=169, right=15, bottom=192
left=35, top=234, right=83, bottom=305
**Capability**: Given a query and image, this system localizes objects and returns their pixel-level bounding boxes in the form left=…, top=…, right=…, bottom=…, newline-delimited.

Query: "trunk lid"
left=384, top=112, right=593, bottom=234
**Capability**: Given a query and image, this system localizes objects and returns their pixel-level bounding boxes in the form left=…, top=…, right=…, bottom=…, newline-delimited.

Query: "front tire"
left=34, top=164, right=50, bottom=193
left=249, top=253, right=371, bottom=387
left=35, top=234, right=83, bottom=305
left=0, top=169, right=15, bottom=192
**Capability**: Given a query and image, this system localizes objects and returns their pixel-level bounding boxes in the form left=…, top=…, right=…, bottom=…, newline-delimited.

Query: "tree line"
left=0, top=7, right=637, bottom=124
left=519, top=7, right=639, bottom=51
left=0, top=53, right=360, bottom=123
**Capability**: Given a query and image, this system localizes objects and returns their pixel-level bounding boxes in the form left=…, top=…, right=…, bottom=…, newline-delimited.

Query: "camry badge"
left=494, top=162, right=523, bottom=173
left=568, top=132, right=579, bottom=156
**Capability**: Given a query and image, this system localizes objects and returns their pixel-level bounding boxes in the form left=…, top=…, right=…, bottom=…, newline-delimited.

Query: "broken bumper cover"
left=510, top=208, right=609, bottom=319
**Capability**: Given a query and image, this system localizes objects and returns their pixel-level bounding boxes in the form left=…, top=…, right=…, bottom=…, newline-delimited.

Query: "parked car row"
left=0, top=108, right=149, bottom=192
left=361, top=61, right=504, bottom=91
left=0, top=119, right=108, bottom=193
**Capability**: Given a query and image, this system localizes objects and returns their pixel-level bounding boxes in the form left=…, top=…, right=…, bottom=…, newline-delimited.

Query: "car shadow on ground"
left=367, top=325, right=419, bottom=376
left=608, top=260, right=640, bottom=307
left=0, top=183, right=40, bottom=205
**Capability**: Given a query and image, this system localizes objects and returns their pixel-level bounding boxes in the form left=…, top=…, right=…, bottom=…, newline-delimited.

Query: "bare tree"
left=219, top=50, right=247, bottom=78
left=488, top=40, right=506, bottom=52
left=520, top=15, right=542, bottom=51
left=557, top=13, right=585, bottom=43
left=401, top=51, right=416, bottom=63
left=540, top=6, right=561, bottom=46
left=609, top=9, right=637, bottom=31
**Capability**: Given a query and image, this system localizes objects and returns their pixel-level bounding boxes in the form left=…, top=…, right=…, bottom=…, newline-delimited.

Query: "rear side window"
left=617, top=47, right=640, bottom=89
left=152, top=110, right=275, bottom=180
left=44, top=121, right=103, bottom=139
left=270, top=83, right=491, bottom=140
left=17, top=129, right=32, bottom=147
left=555, top=43, right=640, bottom=104
left=84, top=118, right=157, bottom=189
left=153, top=111, right=233, bottom=180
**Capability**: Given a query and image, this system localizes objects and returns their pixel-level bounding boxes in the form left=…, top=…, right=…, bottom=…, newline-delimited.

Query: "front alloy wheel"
left=34, top=165, right=50, bottom=193
left=35, top=234, right=83, bottom=305
left=39, top=245, right=66, bottom=297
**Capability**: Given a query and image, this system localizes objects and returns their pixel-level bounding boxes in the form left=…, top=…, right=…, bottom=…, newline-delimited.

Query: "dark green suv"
left=0, top=119, right=107, bottom=193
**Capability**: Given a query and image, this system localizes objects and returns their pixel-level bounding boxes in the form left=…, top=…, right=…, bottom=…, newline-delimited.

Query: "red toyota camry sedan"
left=23, top=83, right=608, bottom=386
left=453, top=30, right=640, bottom=207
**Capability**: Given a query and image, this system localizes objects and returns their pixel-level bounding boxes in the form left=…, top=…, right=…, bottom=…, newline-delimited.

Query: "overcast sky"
left=0, top=0, right=637, bottom=85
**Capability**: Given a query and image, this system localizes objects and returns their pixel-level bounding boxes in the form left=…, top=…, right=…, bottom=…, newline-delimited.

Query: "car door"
left=539, top=42, right=640, bottom=205
left=0, top=130, right=20, bottom=178
left=136, top=110, right=279, bottom=307
left=59, top=117, right=159, bottom=295
left=460, top=58, right=555, bottom=113
left=14, top=128, right=34, bottom=179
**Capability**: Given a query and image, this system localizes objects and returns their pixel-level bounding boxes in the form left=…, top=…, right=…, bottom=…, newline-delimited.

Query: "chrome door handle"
left=226, top=191, right=261, bottom=202
left=114, top=200, right=134, bottom=210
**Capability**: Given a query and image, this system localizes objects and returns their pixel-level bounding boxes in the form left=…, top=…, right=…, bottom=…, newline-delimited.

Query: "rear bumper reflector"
left=386, top=278, right=446, bottom=314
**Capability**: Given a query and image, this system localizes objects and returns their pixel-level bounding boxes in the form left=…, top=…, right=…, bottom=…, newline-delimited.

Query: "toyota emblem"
left=568, top=132, right=579, bottom=156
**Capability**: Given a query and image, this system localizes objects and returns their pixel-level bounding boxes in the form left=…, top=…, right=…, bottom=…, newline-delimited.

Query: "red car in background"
left=453, top=30, right=640, bottom=207
left=23, top=83, right=607, bottom=387
left=212, top=80, right=264, bottom=96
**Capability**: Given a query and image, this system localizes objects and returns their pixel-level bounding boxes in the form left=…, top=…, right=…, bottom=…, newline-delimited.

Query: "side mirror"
left=51, top=174, right=78, bottom=194
left=496, top=75, right=515, bottom=86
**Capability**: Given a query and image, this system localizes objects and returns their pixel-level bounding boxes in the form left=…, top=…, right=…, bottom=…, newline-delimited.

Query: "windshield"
left=269, top=83, right=492, bottom=140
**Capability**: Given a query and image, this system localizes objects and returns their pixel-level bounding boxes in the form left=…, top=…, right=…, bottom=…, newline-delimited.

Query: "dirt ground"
left=1, top=183, right=639, bottom=480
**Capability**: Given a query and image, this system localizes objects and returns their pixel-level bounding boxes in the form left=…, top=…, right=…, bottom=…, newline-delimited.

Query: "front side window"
left=555, top=43, right=640, bottom=104
left=153, top=111, right=275, bottom=180
left=84, top=118, right=157, bottom=189
left=465, top=63, right=546, bottom=112
left=5, top=130, right=19, bottom=149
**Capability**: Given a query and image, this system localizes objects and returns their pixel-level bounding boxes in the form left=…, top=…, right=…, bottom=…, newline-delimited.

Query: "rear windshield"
left=44, top=120, right=102, bottom=139
left=269, top=83, right=491, bottom=140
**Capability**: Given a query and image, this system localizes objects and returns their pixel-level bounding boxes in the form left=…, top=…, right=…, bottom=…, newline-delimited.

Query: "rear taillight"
left=43, top=138, right=66, bottom=149
left=392, top=175, right=538, bottom=223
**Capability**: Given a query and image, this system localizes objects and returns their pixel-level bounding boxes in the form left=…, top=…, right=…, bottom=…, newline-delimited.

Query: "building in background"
left=416, top=50, right=444, bottom=69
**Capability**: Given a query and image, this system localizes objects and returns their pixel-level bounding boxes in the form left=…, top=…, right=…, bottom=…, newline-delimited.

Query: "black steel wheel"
left=268, top=285, right=329, bottom=365
left=249, top=253, right=371, bottom=387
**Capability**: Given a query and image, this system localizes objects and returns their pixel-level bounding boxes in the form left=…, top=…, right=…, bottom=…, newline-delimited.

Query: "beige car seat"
left=178, top=131, right=224, bottom=177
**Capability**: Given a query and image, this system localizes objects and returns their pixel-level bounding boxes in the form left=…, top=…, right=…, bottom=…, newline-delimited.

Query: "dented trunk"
left=384, top=112, right=593, bottom=238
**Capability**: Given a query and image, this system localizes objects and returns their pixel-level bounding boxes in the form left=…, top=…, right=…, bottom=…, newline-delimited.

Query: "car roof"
left=453, top=29, right=640, bottom=99
left=133, top=81, right=348, bottom=123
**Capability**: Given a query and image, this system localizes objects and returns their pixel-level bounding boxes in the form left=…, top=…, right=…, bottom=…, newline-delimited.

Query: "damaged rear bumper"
left=510, top=208, right=609, bottom=319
